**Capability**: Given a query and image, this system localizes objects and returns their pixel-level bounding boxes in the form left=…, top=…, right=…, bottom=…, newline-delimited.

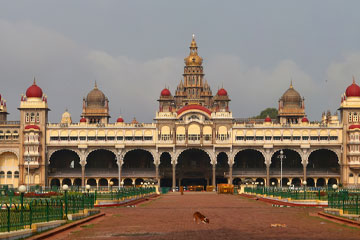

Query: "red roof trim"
left=24, top=125, right=40, bottom=130
left=349, top=124, right=360, bottom=130
left=177, top=105, right=212, bottom=116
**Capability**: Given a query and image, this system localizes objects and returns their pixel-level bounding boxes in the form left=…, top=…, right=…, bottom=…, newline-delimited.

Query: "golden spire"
left=94, top=81, right=98, bottom=89
left=184, top=34, right=202, bottom=66
left=290, top=79, right=293, bottom=88
left=33, top=77, right=36, bottom=85
left=353, top=75, right=356, bottom=84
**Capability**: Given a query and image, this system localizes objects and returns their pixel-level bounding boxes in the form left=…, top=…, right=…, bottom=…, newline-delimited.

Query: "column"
left=116, top=151, right=123, bottom=189
left=81, top=163, right=86, bottom=187
left=212, top=164, right=216, bottom=187
left=303, top=164, right=307, bottom=184
left=228, top=164, right=233, bottom=184
left=155, top=164, right=159, bottom=187
left=266, top=164, right=270, bottom=187
left=172, top=163, right=176, bottom=191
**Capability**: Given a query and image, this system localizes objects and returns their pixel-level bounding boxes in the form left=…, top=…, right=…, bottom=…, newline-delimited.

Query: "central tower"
left=174, top=35, right=213, bottom=109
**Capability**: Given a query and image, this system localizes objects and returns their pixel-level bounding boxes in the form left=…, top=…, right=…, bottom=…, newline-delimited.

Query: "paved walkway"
left=48, top=193, right=360, bottom=240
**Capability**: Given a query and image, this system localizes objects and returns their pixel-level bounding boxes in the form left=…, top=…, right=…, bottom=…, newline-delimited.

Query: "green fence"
left=95, top=187, right=156, bottom=201
left=0, top=193, right=95, bottom=233
left=244, top=187, right=332, bottom=201
left=328, top=191, right=360, bottom=215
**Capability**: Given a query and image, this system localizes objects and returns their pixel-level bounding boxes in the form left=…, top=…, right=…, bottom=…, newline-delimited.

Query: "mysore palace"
left=1, top=36, right=360, bottom=190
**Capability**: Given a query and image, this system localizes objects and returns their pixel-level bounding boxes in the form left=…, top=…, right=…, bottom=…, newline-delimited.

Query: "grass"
left=80, top=224, right=94, bottom=229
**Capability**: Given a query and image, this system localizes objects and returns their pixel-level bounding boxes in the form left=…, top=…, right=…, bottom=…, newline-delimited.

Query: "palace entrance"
left=176, top=149, right=212, bottom=188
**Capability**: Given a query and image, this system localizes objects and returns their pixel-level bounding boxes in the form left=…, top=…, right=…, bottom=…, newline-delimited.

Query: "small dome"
left=281, top=83, right=302, bottom=107
left=80, top=117, right=86, bottom=123
left=264, top=116, right=272, bottom=122
left=117, top=117, right=124, bottom=123
left=301, top=117, right=309, bottom=123
left=26, top=79, right=43, bottom=98
left=24, top=125, right=40, bottom=130
left=217, top=88, right=228, bottom=96
left=61, top=110, right=72, bottom=124
left=161, top=88, right=171, bottom=96
left=86, top=83, right=106, bottom=107
left=345, top=79, right=360, bottom=97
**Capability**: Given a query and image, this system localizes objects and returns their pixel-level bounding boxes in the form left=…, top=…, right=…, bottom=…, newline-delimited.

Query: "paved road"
left=48, top=193, right=360, bottom=240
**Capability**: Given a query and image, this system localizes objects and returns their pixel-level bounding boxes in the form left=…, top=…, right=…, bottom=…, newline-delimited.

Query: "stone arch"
left=233, top=149, right=266, bottom=169
left=87, top=178, right=97, bottom=186
left=306, top=178, right=315, bottom=187
left=316, top=178, right=326, bottom=187
left=175, top=148, right=213, bottom=187
left=307, top=149, right=340, bottom=173
left=271, top=149, right=302, bottom=169
left=135, top=178, right=144, bottom=185
left=49, top=149, right=81, bottom=169
left=50, top=178, right=60, bottom=187
left=74, top=178, right=82, bottom=186
left=48, top=148, right=81, bottom=163
left=328, top=178, right=337, bottom=186
left=86, top=149, right=117, bottom=169
left=174, top=148, right=214, bottom=165
left=123, top=178, right=133, bottom=186
left=62, top=178, right=72, bottom=186
left=0, top=149, right=19, bottom=159
left=99, top=178, right=108, bottom=187
left=291, top=177, right=301, bottom=187
left=123, top=148, right=155, bottom=169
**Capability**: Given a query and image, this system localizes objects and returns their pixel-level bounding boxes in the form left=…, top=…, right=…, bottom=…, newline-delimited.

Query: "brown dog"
left=193, top=211, right=210, bottom=224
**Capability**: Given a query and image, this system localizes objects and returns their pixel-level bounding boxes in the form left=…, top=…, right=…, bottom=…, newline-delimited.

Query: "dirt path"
left=46, top=193, right=360, bottom=240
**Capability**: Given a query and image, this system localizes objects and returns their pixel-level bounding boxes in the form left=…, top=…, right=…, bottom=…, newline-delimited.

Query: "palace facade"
left=1, top=36, right=360, bottom=189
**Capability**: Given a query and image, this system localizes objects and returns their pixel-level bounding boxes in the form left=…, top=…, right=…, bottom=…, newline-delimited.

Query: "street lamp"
left=303, top=180, right=307, bottom=200
left=277, top=150, right=286, bottom=188
left=109, top=181, right=114, bottom=192
left=85, top=184, right=91, bottom=193
left=63, top=184, right=69, bottom=219
left=18, top=185, right=26, bottom=225
left=332, top=184, right=338, bottom=191
left=287, top=181, right=291, bottom=187
left=25, top=157, right=31, bottom=192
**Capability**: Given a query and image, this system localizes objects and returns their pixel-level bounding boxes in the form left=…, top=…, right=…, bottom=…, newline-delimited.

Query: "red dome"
left=349, top=124, right=360, bottom=130
left=117, top=117, right=124, bottom=123
left=26, top=80, right=43, bottom=98
left=24, top=125, right=40, bottom=130
left=161, top=88, right=171, bottom=96
left=264, top=116, right=272, bottom=122
left=345, top=80, right=360, bottom=97
left=80, top=117, right=86, bottom=123
left=217, top=88, right=228, bottom=96
left=301, top=117, right=309, bottom=123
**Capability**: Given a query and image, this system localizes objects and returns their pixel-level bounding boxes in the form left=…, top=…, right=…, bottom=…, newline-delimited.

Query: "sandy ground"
left=46, top=193, right=360, bottom=240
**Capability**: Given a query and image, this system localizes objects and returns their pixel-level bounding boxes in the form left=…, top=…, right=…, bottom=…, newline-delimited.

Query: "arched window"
left=6, top=171, right=12, bottom=178
left=30, top=113, right=35, bottom=122
left=0, top=171, right=4, bottom=178
left=350, top=173, right=354, bottom=177
left=14, top=171, right=19, bottom=178
left=36, top=113, right=40, bottom=123
left=25, top=113, right=30, bottom=122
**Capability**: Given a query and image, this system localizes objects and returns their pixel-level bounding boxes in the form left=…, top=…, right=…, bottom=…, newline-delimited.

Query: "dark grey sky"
left=1, top=0, right=360, bottom=122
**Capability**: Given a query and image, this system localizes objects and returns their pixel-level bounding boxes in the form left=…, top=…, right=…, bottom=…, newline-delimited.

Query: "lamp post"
left=62, top=184, right=69, bottom=219
left=86, top=184, right=91, bottom=193
left=303, top=180, right=307, bottom=200
left=277, top=150, right=286, bottom=188
left=25, top=157, right=31, bottom=192
left=109, top=181, right=114, bottom=192
left=18, top=185, right=26, bottom=225
left=332, top=184, right=338, bottom=192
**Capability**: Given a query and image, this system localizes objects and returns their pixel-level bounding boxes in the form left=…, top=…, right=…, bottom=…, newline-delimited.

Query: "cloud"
left=0, top=19, right=351, bottom=123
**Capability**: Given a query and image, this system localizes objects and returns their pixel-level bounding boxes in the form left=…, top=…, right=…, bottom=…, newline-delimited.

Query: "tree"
left=253, top=108, right=278, bottom=119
